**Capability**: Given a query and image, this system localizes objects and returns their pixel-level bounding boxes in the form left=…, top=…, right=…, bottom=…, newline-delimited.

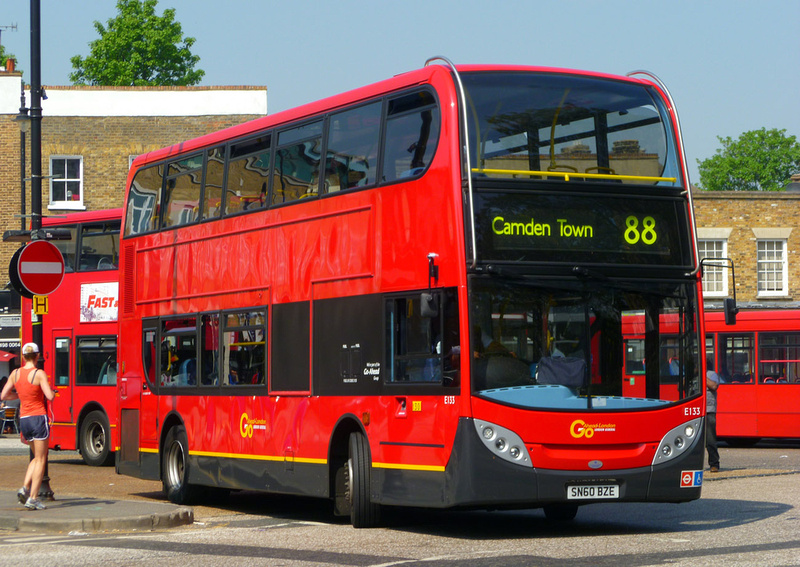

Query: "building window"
left=698, top=239, right=728, bottom=297
left=49, top=156, right=84, bottom=209
left=757, top=239, right=787, bottom=297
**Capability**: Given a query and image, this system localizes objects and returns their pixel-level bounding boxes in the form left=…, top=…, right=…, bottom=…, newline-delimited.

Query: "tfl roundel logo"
left=680, top=470, right=703, bottom=488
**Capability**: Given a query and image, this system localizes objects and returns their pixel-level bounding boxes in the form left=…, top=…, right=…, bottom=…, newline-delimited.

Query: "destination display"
left=473, top=191, right=691, bottom=266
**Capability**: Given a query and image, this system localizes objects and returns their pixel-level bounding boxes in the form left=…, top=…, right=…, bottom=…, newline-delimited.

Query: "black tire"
left=543, top=503, right=579, bottom=522
left=347, top=432, right=380, bottom=528
left=79, top=410, right=113, bottom=466
left=162, top=425, right=199, bottom=504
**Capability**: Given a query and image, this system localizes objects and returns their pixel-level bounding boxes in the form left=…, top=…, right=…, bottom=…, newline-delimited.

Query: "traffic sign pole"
left=28, top=0, right=53, bottom=503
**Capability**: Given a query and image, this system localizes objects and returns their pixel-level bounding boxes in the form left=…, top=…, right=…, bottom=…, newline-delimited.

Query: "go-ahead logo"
left=570, top=419, right=616, bottom=439
left=240, top=413, right=268, bottom=438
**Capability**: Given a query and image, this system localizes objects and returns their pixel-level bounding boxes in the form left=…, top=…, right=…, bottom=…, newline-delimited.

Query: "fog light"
left=674, top=436, right=685, bottom=449
left=495, top=438, right=507, bottom=451
left=509, top=446, right=521, bottom=459
left=661, top=444, right=672, bottom=457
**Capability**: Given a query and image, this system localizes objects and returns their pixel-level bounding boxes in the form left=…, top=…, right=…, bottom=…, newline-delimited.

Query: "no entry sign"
left=15, top=240, right=65, bottom=296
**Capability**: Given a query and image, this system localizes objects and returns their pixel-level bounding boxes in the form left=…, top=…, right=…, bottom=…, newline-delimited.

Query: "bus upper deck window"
left=382, top=91, right=440, bottom=183
left=325, top=102, right=381, bottom=193
left=227, top=135, right=271, bottom=215
left=124, top=165, right=163, bottom=236
left=163, top=154, right=203, bottom=229
left=272, top=122, right=323, bottom=206
left=203, top=146, right=226, bottom=220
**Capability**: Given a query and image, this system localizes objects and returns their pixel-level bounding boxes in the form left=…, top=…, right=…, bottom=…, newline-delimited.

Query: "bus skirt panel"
left=187, top=454, right=329, bottom=498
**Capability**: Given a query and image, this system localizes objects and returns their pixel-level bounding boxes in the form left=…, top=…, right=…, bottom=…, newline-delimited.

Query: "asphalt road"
left=0, top=436, right=798, bottom=522
left=0, top=438, right=798, bottom=566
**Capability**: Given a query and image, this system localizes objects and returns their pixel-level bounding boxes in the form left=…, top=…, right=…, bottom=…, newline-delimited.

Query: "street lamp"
left=14, top=82, right=29, bottom=233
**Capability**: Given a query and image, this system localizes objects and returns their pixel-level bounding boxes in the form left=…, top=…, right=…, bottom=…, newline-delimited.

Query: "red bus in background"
left=622, top=312, right=693, bottom=402
left=22, top=209, right=122, bottom=466
left=117, top=59, right=707, bottom=527
left=705, top=309, right=800, bottom=442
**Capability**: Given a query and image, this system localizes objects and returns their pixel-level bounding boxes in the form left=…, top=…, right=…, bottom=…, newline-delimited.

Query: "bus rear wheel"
left=162, top=425, right=199, bottom=504
left=347, top=432, right=380, bottom=528
left=80, top=410, right=113, bottom=467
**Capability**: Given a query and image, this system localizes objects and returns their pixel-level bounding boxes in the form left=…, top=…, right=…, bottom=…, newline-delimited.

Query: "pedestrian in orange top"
left=1, top=342, right=55, bottom=510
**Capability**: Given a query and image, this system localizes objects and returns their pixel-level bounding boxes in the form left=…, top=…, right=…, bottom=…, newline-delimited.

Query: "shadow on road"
left=133, top=486, right=790, bottom=539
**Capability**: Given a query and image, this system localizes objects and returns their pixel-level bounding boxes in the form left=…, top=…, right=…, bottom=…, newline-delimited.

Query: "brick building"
left=0, top=69, right=267, bottom=352
left=1, top=71, right=267, bottom=267
left=694, top=186, right=800, bottom=311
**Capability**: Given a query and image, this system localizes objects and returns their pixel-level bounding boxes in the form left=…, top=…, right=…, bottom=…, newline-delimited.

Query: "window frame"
left=758, top=332, right=800, bottom=384
left=75, top=335, right=117, bottom=386
left=756, top=239, right=788, bottom=298
left=698, top=238, right=728, bottom=297
left=49, top=155, right=85, bottom=210
left=384, top=288, right=459, bottom=387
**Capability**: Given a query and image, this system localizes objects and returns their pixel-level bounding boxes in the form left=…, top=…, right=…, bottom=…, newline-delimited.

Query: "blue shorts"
left=20, top=415, right=49, bottom=442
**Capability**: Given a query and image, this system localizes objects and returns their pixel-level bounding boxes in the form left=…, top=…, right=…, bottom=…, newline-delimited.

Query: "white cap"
left=22, top=342, right=39, bottom=355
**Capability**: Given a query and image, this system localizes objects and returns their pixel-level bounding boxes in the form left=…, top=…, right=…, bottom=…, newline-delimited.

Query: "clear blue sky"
left=3, top=0, right=799, bottom=185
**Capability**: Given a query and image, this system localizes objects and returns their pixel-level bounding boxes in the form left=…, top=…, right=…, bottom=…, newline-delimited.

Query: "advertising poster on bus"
left=80, top=282, right=119, bottom=322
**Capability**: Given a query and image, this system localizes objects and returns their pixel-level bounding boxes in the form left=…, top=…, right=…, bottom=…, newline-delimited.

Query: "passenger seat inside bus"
left=536, top=356, right=587, bottom=388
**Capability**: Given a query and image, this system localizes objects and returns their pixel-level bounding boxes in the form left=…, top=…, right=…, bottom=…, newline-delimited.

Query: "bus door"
left=50, top=331, right=74, bottom=449
left=140, top=325, right=160, bottom=446
left=715, top=333, right=757, bottom=437
left=384, top=290, right=460, bottom=461
left=118, top=323, right=156, bottom=474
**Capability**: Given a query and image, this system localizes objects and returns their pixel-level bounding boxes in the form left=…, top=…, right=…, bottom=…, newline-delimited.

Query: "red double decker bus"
left=21, top=208, right=122, bottom=466
left=705, top=309, right=800, bottom=442
left=117, top=59, right=707, bottom=526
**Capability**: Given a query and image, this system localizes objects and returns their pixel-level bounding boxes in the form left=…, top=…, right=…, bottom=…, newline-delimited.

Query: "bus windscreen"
left=462, top=71, right=681, bottom=186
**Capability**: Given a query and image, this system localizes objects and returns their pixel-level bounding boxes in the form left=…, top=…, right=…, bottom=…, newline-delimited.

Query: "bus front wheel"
left=162, top=425, right=199, bottom=504
left=347, top=432, right=380, bottom=528
left=79, top=410, right=113, bottom=467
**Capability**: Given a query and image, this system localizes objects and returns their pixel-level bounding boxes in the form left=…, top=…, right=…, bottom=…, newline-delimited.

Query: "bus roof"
left=41, top=208, right=123, bottom=227
left=706, top=309, right=800, bottom=327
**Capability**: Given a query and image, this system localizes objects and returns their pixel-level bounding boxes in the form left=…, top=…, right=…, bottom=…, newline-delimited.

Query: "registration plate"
left=567, top=484, right=619, bottom=500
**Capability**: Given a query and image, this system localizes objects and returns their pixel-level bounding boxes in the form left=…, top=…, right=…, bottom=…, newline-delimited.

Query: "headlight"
left=474, top=419, right=533, bottom=468
left=652, top=418, right=703, bottom=465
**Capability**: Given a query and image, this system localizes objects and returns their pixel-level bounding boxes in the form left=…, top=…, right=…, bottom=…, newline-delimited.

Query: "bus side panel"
left=313, top=294, right=383, bottom=397
left=757, top=385, right=799, bottom=437
left=716, top=385, right=758, bottom=437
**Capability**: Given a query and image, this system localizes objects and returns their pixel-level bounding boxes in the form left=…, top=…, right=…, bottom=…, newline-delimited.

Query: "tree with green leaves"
left=70, top=0, right=204, bottom=86
left=697, top=128, right=800, bottom=191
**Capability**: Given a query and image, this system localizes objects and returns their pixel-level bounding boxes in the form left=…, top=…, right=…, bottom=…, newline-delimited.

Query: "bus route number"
left=624, top=215, right=657, bottom=245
